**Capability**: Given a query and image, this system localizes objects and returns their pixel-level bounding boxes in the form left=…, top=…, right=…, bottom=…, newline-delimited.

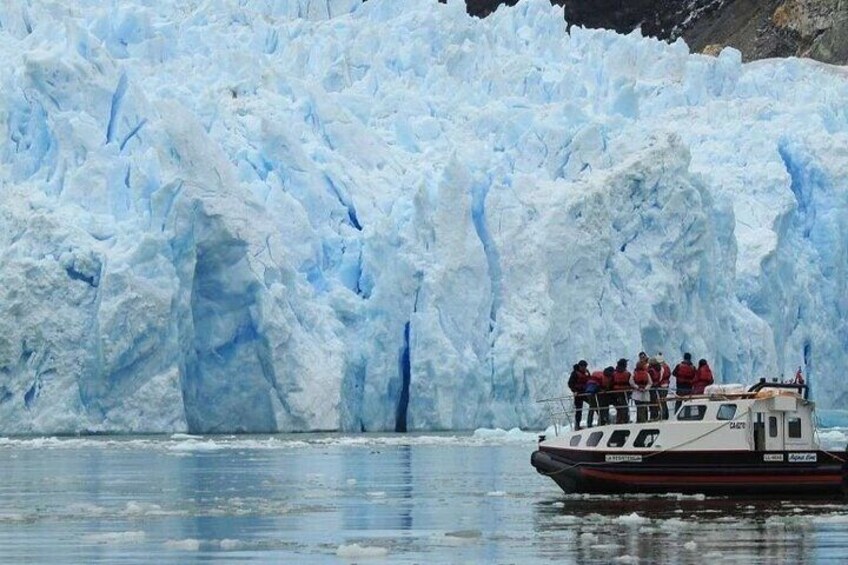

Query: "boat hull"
left=531, top=447, right=848, bottom=496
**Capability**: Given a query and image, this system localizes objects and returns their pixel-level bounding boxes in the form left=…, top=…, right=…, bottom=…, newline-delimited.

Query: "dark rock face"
left=460, top=0, right=848, bottom=64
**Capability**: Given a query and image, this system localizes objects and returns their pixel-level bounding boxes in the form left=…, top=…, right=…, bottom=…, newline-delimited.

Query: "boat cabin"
left=541, top=381, right=819, bottom=454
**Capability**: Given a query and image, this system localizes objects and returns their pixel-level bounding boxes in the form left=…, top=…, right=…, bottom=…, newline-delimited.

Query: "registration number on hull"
left=605, top=454, right=643, bottom=463
left=788, top=452, right=817, bottom=463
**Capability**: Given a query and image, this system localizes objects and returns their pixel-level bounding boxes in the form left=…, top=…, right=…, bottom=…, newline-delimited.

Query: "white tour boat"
left=531, top=380, right=848, bottom=495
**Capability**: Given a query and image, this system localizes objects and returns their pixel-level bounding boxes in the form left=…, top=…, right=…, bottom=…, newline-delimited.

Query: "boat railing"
left=747, top=378, right=809, bottom=400
left=537, top=390, right=705, bottom=435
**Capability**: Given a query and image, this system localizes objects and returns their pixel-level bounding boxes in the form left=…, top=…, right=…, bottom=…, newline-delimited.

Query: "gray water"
left=0, top=432, right=847, bottom=563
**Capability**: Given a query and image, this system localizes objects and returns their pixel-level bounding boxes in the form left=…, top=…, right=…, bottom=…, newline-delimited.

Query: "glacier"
left=1, top=0, right=847, bottom=434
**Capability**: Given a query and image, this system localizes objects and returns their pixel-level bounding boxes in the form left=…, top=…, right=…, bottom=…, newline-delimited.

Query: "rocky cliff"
left=464, top=0, right=848, bottom=64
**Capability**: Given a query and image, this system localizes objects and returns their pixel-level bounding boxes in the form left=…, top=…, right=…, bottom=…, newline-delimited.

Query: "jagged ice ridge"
left=1, top=0, right=847, bottom=433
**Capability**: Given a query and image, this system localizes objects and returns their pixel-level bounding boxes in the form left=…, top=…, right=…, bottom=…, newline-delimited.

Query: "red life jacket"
left=588, top=371, right=605, bottom=388
left=660, top=363, right=671, bottom=387
left=633, top=368, right=650, bottom=388
left=694, top=365, right=714, bottom=390
left=648, top=365, right=661, bottom=386
left=612, top=369, right=631, bottom=391
left=673, top=362, right=697, bottom=386
left=602, top=370, right=615, bottom=390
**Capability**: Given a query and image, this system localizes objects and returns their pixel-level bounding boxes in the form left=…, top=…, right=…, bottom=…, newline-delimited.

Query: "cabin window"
left=570, top=434, right=582, bottom=447
left=587, top=431, right=603, bottom=447
left=634, top=429, right=659, bottom=448
left=717, top=404, right=737, bottom=420
left=677, top=404, right=706, bottom=421
left=607, top=430, right=631, bottom=448
left=769, top=416, right=778, bottom=437
left=787, top=417, right=802, bottom=438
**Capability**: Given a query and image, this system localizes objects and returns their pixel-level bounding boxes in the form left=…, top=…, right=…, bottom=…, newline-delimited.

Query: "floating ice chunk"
left=659, top=518, right=688, bottom=531
left=684, top=541, right=698, bottom=551
left=615, top=512, right=648, bottom=525
left=674, top=493, right=706, bottom=501
left=167, top=440, right=223, bottom=452
left=84, top=531, right=146, bottom=544
left=164, top=539, right=201, bottom=551
left=65, top=503, right=108, bottom=517
left=170, top=433, right=203, bottom=440
left=123, top=501, right=172, bottom=516
left=220, top=539, right=241, bottom=550
left=471, top=427, right=541, bottom=443
left=336, top=543, right=389, bottom=558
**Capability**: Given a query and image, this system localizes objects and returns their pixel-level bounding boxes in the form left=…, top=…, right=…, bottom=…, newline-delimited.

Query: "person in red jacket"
left=630, top=360, right=652, bottom=423
left=585, top=369, right=606, bottom=427
left=598, top=366, right=615, bottom=425
left=672, top=352, right=697, bottom=415
left=647, top=357, right=661, bottom=421
left=654, top=352, right=672, bottom=419
left=693, top=359, right=714, bottom=394
left=611, top=358, right=632, bottom=424
left=568, top=360, right=590, bottom=430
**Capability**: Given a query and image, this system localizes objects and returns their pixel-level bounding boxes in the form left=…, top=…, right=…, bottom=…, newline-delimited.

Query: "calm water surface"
left=0, top=432, right=846, bottom=563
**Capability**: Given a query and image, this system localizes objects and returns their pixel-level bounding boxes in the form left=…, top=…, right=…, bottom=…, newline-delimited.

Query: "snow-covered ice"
left=336, top=543, right=389, bottom=558
left=2, top=0, right=848, bottom=433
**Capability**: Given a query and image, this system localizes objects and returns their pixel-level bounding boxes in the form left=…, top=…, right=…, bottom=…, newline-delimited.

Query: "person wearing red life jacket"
left=612, top=358, right=632, bottom=424
left=585, top=369, right=606, bottom=427
left=794, top=366, right=805, bottom=385
left=652, top=352, right=672, bottom=419
left=568, top=360, right=590, bottom=430
left=672, top=352, right=697, bottom=415
left=630, top=360, right=652, bottom=423
left=647, top=358, right=661, bottom=421
left=693, top=359, right=714, bottom=394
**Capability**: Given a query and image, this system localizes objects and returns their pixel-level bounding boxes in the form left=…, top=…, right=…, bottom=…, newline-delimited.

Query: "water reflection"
left=533, top=494, right=848, bottom=563
left=340, top=444, right=414, bottom=532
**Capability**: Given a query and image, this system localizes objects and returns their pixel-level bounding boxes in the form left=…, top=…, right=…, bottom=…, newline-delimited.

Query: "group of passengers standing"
left=567, top=352, right=714, bottom=429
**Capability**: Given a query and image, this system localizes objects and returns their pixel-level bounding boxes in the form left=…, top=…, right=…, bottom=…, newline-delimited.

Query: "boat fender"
left=531, top=450, right=556, bottom=474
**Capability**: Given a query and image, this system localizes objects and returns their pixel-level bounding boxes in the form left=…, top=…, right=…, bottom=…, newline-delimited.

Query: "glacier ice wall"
left=1, top=0, right=847, bottom=433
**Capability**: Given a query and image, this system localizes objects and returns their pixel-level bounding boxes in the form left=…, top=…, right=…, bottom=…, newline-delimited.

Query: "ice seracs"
left=1, top=0, right=848, bottom=433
